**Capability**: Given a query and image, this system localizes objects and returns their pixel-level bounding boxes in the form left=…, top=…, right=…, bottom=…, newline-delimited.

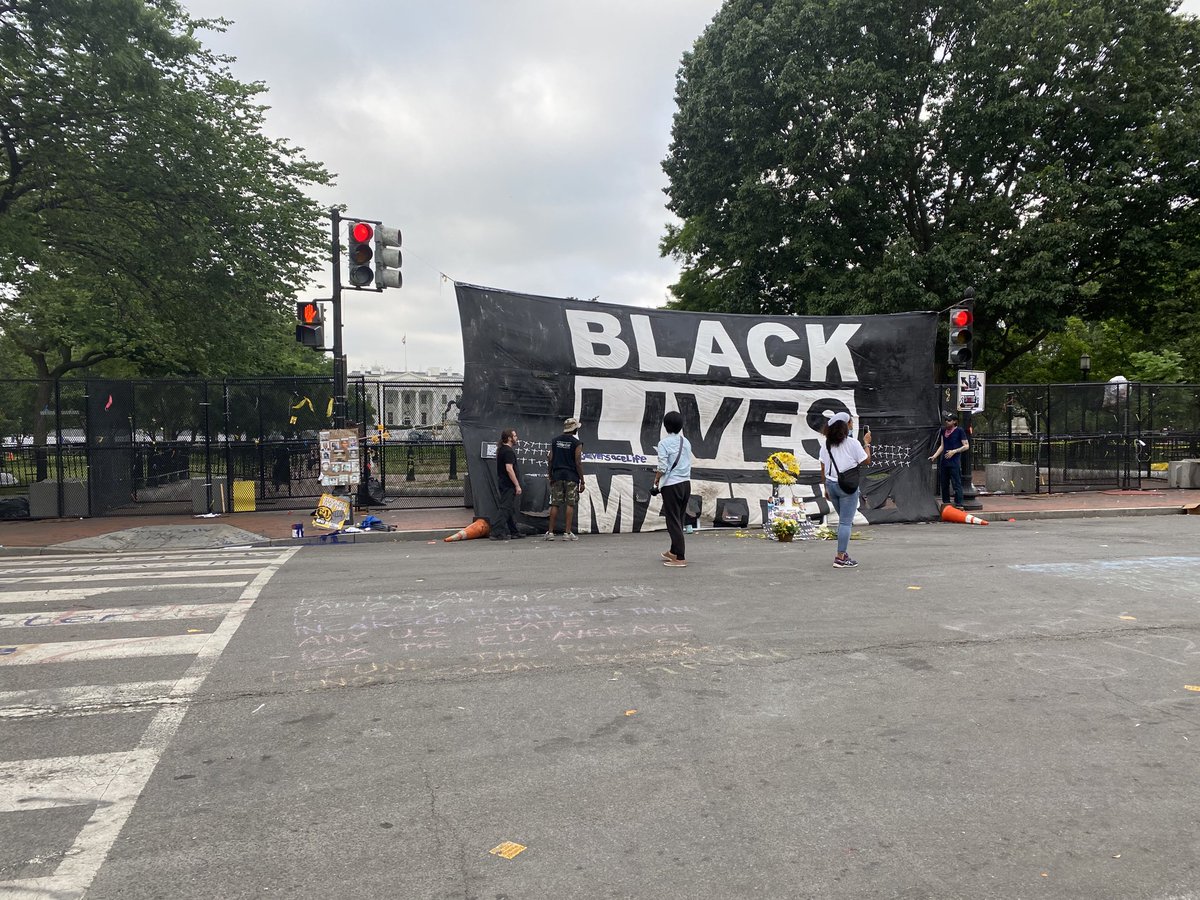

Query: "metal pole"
left=202, top=381, right=213, bottom=513
left=330, top=208, right=346, bottom=429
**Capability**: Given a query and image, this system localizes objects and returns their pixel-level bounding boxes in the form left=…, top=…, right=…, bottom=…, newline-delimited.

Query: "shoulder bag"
left=826, top=439, right=861, bottom=494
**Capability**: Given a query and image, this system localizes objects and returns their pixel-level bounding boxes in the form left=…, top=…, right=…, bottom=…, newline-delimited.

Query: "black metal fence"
left=938, top=382, right=1200, bottom=493
left=0, top=376, right=466, bottom=519
left=3, top=377, right=1197, bottom=518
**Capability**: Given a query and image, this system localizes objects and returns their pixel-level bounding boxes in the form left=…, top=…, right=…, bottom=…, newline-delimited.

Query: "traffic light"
left=346, top=220, right=375, bottom=289
left=947, top=296, right=974, bottom=367
left=374, top=225, right=403, bottom=289
left=296, top=301, right=324, bottom=348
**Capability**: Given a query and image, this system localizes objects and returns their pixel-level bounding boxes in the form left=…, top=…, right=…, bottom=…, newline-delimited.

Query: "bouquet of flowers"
left=771, top=517, right=800, bottom=540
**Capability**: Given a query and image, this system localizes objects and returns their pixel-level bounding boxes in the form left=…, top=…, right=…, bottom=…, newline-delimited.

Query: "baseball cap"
left=829, top=412, right=851, bottom=425
left=563, top=417, right=580, bottom=432
left=944, top=412, right=958, bottom=420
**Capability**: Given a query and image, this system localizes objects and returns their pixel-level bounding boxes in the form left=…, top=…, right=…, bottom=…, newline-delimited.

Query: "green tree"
left=661, top=0, right=1200, bottom=377
left=0, top=0, right=333, bottom=385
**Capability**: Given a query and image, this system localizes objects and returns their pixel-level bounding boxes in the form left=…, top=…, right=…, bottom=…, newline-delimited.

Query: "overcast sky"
left=183, top=0, right=1200, bottom=377
left=181, top=0, right=724, bottom=376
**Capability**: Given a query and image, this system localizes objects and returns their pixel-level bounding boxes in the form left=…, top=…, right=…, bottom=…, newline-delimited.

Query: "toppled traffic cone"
left=444, top=519, right=490, bottom=542
left=941, top=505, right=988, bottom=526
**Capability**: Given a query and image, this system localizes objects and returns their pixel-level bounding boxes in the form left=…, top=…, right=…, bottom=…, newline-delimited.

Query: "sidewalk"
left=1, top=489, right=1197, bottom=554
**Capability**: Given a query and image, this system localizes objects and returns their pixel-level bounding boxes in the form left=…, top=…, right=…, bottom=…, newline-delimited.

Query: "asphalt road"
left=3, top=516, right=1200, bottom=899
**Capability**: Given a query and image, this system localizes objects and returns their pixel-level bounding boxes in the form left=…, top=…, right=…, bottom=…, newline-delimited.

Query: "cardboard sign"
left=312, top=493, right=351, bottom=530
left=318, top=428, right=361, bottom=488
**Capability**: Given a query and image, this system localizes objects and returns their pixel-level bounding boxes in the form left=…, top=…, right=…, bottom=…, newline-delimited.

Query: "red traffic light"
left=950, top=308, right=973, bottom=327
left=299, top=302, right=319, bottom=324
left=351, top=221, right=374, bottom=243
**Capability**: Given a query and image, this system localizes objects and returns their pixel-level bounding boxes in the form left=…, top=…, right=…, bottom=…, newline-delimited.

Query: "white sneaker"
left=565, top=532, right=578, bottom=542
left=542, top=532, right=555, bottom=541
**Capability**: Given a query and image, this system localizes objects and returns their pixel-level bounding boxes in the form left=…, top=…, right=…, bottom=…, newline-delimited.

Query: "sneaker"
left=510, top=532, right=525, bottom=540
left=565, top=532, right=578, bottom=542
left=660, top=551, right=678, bottom=561
left=542, top=532, right=555, bottom=541
left=489, top=534, right=511, bottom=542
left=833, top=554, right=858, bottom=568
left=663, top=559, right=688, bottom=567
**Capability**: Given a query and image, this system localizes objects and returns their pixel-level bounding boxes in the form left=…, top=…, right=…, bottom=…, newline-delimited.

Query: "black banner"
left=457, top=284, right=940, bottom=531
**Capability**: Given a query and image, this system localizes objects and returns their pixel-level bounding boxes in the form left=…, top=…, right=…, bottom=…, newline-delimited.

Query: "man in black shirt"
left=544, top=417, right=585, bottom=541
left=489, top=428, right=523, bottom=540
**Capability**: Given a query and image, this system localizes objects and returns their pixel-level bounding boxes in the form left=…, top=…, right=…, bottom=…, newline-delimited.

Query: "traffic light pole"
left=330, top=208, right=347, bottom=428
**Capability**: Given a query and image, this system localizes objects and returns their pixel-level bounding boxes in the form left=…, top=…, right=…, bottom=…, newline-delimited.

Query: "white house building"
left=351, top=368, right=463, bottom=435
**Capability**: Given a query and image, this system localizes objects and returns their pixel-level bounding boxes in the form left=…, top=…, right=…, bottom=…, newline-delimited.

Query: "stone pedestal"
left=985, top=462, right=1036, bottom=494
left=1167, top=460, right=1200, bottom=489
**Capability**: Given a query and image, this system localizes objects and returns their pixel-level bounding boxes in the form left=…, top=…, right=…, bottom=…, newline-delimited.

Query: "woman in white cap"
left=818, top=411, right=871, bottom=568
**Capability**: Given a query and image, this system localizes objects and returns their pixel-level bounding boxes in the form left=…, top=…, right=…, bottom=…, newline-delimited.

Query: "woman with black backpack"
left=819, top=412, right=871, bottom=568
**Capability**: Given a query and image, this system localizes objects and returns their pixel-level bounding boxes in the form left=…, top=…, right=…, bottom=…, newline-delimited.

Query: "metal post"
left=330, top=208, right=346, bottom=428
left=960, top=409, right=982, bottom=510
left=202, top=381, right=213, bottom=513
left=54, top=379, right=65, bottom=515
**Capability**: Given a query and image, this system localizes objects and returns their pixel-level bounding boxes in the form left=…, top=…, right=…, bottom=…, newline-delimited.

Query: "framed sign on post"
left=957, top=370, right=986, bottom=413
left=318, top=428, right=362, bottom=489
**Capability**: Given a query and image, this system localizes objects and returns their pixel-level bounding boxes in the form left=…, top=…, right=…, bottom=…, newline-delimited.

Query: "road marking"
left=0, top=582, right=250, bottom=604
left=0, top=681, right=179, bottom=719
left=0, top=558, right=284, bottom=576
left=0, top=634, right=211, bottom=665
left=1011, top=556, right=1200, bottom=585
left=0, top=546, right=299, bottom=898
left=0, top=549, right=287, bottom=568
left=0, top=603, right=233, bottom=629
left=0, top=750, right=153, bottom=812
left=0, top=568, right=267, bottom=585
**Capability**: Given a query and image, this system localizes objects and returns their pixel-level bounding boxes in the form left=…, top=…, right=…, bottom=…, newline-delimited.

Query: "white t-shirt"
left=818, top=438, right=868, bottom=481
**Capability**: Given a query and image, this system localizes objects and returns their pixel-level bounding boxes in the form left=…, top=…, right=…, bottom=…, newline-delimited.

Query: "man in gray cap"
left=545, top=417, right=586, bottom=540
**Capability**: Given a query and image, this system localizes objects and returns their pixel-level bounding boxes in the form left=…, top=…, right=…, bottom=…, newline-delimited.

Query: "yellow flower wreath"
left=765, top=451, right=800, bottom=485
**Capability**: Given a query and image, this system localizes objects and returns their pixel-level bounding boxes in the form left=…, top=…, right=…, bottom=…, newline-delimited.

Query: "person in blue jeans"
left=929, top=412, right=969, bottom=508
left=819, top=411, right=871, bottom=568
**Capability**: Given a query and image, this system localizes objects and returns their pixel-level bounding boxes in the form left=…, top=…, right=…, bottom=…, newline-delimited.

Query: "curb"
left=987, top=506, right=1187, bottom=522
left=256, top=528, right=456, bottom=548
left=0, top=527, right=465, bottom=557
left=0, top=507, right=1191, bottom=556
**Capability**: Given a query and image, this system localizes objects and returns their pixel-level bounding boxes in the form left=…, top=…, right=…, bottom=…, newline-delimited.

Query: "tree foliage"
left=661, top=0, right=1200, bottom=377
left=0, top=0, right=334, bottom=382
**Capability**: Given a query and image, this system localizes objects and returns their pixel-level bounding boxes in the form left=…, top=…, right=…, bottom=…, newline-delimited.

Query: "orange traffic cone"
left=444, top=519, right=491, bottom=542
left=941, top=505, right=988, bottom=526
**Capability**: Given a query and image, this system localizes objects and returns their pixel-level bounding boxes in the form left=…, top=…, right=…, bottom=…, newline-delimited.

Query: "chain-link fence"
left=0, top=375, right=465, bottom=518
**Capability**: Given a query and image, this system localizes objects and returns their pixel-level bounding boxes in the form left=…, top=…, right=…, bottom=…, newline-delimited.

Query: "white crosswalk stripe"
left=0, top=633, right=212, bottom=665
left=0, top=602, right=233, bottom=628
left=0, top=546, right=298, bottom=899
left=0, top=681, right=180, bottom=719
left=0, top=582, right=251, bottom=604
left=0, top=567, right=267, bottom=584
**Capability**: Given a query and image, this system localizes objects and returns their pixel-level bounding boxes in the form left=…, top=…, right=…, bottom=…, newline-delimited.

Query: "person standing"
left=489, top=428, right=523, bottom=541
left=929, top=412, right=969, bottom=509
left=653, top=410, right=693, bottom=568
left=819, top=411, right=871, bottom=569
left=545, top=417, right=586, bottom=541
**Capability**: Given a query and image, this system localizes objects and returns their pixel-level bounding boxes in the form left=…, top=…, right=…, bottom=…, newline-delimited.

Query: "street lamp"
left=1079, top=352, right=1091, bottom=381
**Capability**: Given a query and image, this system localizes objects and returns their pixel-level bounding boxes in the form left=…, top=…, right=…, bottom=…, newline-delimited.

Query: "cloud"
left=182, top=0, right=722, bottom=373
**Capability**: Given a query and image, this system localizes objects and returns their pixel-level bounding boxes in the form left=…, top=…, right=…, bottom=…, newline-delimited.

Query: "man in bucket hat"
left=544, top=417, right=586, bottom=540
left=929, top=411, right=969, bottom=509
